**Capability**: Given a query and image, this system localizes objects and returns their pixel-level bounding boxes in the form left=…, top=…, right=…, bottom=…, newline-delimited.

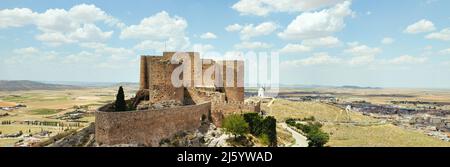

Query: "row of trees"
left=222, top=113, right=277, bottom=147
left=286, top=118, right=329, bottom=147
left=1, top=120, right=12, bottom=125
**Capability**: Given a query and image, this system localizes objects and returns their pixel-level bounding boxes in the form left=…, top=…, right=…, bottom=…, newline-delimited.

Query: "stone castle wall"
left=140, top=56, right=184, bottom=104
left=219, top=60, right=244, bottom=102
left=95, top=102, right=211, bottom=146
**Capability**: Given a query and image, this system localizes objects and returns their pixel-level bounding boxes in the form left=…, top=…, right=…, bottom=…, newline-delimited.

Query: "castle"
left=95, top=52, right=260, bottom=146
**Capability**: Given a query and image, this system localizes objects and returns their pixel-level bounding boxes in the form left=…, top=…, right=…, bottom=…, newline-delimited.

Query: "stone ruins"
left=95, top=52, right=260, bottom=146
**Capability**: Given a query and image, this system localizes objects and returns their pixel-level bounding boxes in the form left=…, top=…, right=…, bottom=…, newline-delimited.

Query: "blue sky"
left=1, top=0, right=450, bottom=88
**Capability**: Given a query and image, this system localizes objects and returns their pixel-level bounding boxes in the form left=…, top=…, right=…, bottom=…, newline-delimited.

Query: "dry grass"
left=0, top=101, right=17, bottom=107
left=323, top=124, right=450, bottom=147
left=268, top=99, right=450, bottom=147
left=0, top=138, right=19, bottom=147
left=268, top=99, right=376, bottom=123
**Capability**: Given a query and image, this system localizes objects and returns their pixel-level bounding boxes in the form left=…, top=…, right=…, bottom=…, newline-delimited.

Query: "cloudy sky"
left=1, top=0, right=450, bottom=88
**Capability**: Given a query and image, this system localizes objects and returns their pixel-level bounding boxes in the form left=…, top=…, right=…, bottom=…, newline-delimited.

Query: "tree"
left=222, top=114, right=249, bottom=139
left=115, top=86, right=127, bottom=111
left=261, top=116, right=277, bottom=147
left=243, top=113, right=263, bottom=136
left=307, top=130, right=329, bottom=147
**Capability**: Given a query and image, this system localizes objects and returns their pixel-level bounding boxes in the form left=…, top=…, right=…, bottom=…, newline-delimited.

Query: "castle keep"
left=95, top=52, right=260, bottom=146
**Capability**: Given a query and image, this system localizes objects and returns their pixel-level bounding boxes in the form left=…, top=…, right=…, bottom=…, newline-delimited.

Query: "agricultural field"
left=0, top=85, right=137, bottom=147
left=277, top=87, right=450, bottom=105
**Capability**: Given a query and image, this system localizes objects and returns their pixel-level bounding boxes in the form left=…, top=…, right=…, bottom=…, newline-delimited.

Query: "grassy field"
left=0, top=125, right=65, bottom=147
left=0, top=86, right=136, bottom=147
left=268, top=99, right=450, bottom=147
left=0, top=101, right=17, bottom=107
left=29, top=108, right=61, bottom=115
left=0, top=138, right=19, bottom=147
left=323, top=124, right=450, bottom=147
left=269, top=99, right=377, bottom=123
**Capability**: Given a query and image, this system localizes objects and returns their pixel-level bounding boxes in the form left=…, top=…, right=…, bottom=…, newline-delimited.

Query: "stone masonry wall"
left=95, top=102, right=211, bottom=146
left=140, top=56, right=184, bottom=104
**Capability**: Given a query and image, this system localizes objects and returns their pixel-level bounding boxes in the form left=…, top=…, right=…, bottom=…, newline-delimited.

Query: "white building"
left=257, top=87, right=265, bottom=98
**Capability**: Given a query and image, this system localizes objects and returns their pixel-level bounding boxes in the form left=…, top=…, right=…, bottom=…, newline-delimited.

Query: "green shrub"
left=286, top=118, right=297, bottom=126
left=223, top=114, right=249, bottom=139
left=285, top=118, right=329, bottom=147
left=302, top=116, right=316, bottom=121
left=306, top=130, right=329, bottom=147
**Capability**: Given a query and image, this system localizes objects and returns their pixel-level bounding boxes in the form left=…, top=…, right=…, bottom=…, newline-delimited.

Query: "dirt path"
left=280, top=123, right=308, bottom=147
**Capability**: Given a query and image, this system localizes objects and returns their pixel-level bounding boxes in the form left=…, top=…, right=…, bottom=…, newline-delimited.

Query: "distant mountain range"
left=249, top=84, right=383, bottom=89
left=0, top=80, right=382, bottom=91
left=0, top=80, right=80, bottom=91
left=340, top=85, right=382, bottom=89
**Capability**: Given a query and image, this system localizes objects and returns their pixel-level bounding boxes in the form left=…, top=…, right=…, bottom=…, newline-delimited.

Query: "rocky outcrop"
left=50, top=123, right=96, bottom=147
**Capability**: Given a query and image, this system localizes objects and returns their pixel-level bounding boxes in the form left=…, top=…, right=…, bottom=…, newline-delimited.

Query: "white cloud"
left=348, top=55, right=375, bottom=65
left=13, top=47, right=40, bottom=55
left=200, top=32, right=217, bottom=39
left=234, top=41, right=272, bottom=50
left=80, top=42, right=134, bottom=61
left=439, top=48, right=450, bottom=55
left=278, top=1, right=353, bottom=40
left=0, top=4, right=122, bottom=45
left=404, top=19, right=436, bottom=34
left=345, top=42, right=381, bottom=57
left=381, top=37, right=395, bottom=44
left=225, top=24, right=243, bottom=32
left=426, top=28, right=450, bottom=41
left=302, top=36, right=340, bottom=47
left=192, top=44, right=215, bottom=54
left=239, top=22, right=278, bottom=40
left=0, top=8, right=37, bottom=28
left=68, top=24, right=113, bottom=42
left=121, top=11, right=191, bottom=52
left=344, top=42, right=381, bottom=65
left=120, top=11, right=187, bottom=40
left=63, top=51, right=98, bottom=64
left=232, top=0, right=347, bottom=16
left=279, top=44, right=312, bottom=54
left=5, top=47, right=59, bottom=64
left=386, top=55, right=427, bottom=64
left=285, top=52, right=341, bottom=66
left=133, top=37, right=190, bottom=52
left=279, top=36, right=339, bottom=54
left=35, top=32, right=74, bottom=45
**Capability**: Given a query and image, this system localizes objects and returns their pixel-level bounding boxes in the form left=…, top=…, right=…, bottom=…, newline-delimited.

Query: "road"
left=280, top=123, right=308, bottom=147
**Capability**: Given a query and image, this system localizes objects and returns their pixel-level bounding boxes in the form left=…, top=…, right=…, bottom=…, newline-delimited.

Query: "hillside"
left=0, top=80, right=79, bottom=91
left=267, top=99, right=450, bottom=147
